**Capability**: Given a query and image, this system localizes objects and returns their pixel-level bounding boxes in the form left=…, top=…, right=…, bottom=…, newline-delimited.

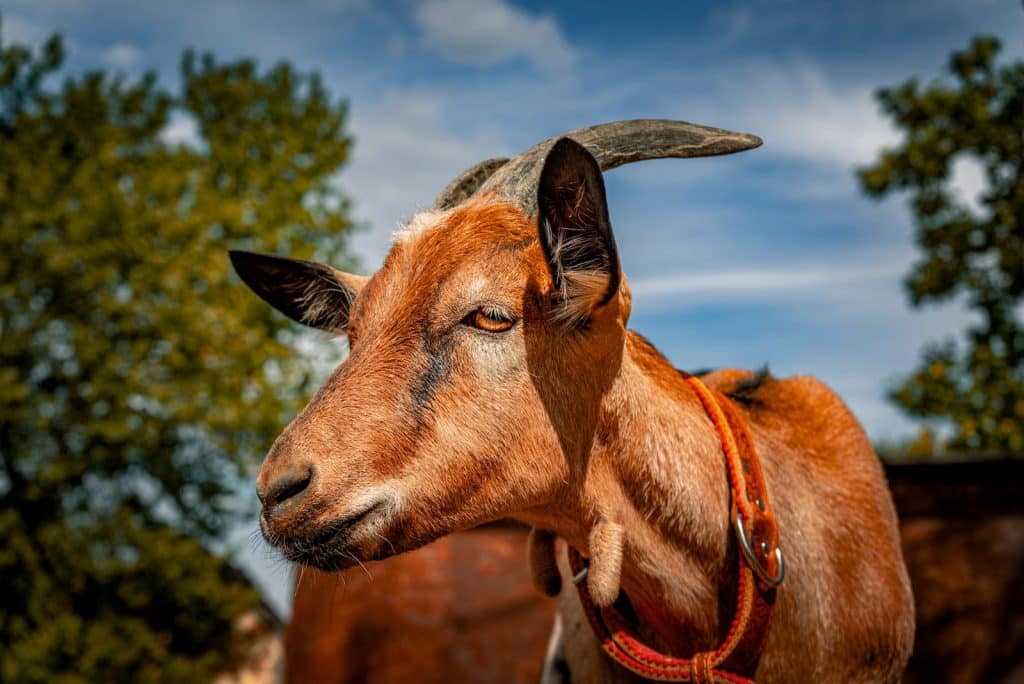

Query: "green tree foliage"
left=859, top=36, right=1023, bottom=453
left=0, top=32, right=355, bottom=681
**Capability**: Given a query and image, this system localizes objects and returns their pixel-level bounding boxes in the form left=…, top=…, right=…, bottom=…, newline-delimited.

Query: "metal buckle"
left=734, top=513, right=785, bottom=588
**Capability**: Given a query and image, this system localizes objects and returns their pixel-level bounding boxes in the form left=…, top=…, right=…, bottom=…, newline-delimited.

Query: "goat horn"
left=431, top=157, right=510, bottom=210
left=470, top=119, right=762, bottom=217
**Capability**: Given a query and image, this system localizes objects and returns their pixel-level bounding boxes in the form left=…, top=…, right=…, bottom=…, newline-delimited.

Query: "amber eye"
left=465, top=308, right=515, bottom=333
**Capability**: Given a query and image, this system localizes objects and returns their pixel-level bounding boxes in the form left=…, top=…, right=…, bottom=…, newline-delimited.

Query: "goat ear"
left=537, top=137, right=621, bottom=327
left=228, top=250, right=366, bottom=333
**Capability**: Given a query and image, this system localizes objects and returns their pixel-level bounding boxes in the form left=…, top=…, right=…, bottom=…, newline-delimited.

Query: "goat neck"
left=520, top=331, right=734, bottom=655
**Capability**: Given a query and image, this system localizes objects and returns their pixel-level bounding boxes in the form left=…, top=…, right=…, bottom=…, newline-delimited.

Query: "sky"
left=5, top=0, right=1022, bottom=616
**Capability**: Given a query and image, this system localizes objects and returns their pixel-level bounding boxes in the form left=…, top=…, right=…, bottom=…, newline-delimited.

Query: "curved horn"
left=473, top=119, right=762, bottom=217
left=431, top=157, right=509, bottom=210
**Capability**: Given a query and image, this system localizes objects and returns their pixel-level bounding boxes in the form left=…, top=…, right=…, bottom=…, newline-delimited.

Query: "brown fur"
left=247, top=196, right=914, bottom=682
left=586, top=519, right=625, bottom=608
left=286, top=524, right=556, bottom=683
left=529, top=527, right=563, bottom=598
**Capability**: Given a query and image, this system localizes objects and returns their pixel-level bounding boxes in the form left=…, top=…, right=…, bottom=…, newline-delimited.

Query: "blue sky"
left=6, top=0, right=1022, bottom=614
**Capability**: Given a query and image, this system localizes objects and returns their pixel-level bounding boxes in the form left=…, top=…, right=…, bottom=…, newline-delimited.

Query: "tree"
left=0, top=31, right=355, bottom=681
left=859, top=36, right=1023, bottom=453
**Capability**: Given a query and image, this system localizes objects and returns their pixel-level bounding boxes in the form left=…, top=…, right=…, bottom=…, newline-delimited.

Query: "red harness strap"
left=568, top=375, right=784, bottom=683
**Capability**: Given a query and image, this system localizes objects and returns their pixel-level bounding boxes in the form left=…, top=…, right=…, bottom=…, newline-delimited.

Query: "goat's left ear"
left=537, top=137, right=621, bottom=327
left=229, top=250, right=367, bottom=334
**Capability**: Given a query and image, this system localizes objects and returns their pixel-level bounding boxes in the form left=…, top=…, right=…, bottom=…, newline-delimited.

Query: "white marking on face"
left=318, top=480, right=404, bottom=528
left=393, top=209, right=444, bottom=244
left=466, top=276, right=488, bottom=300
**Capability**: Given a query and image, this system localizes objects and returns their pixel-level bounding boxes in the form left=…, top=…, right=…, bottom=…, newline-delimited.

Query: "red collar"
left=568, top=374, right=785, bottom=683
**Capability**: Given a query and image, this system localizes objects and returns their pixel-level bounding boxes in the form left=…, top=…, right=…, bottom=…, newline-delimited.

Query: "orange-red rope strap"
left=569, top=374, right=783, bottom=682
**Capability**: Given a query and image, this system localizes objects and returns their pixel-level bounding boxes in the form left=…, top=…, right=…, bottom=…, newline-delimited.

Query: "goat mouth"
left=277, top=500, right=388, bottom=571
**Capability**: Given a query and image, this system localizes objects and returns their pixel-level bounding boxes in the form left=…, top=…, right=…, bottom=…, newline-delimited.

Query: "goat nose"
left=258, top=466, right=313, bottom=516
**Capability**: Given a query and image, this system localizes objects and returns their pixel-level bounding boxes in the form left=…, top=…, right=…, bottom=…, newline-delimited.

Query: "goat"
left=230, top=120, right=915, bottom=682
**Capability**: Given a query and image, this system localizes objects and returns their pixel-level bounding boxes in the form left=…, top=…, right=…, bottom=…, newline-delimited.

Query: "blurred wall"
left=286, top=522, right=556, bottom=683
left=888, top=461, right=1024, bottom=684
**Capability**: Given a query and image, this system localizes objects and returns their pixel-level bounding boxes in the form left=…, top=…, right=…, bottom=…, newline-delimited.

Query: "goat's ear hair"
left=228, top=250, right=366, bottom=333
left=537, top=137, right=621, bottom=327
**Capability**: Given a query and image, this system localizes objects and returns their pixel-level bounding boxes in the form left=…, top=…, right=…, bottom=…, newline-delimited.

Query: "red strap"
left=569, top=375, right=782, bottom=682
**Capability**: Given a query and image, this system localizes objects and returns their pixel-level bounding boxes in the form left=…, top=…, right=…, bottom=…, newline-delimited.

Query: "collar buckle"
left=734, top=513, right=786, bottom=588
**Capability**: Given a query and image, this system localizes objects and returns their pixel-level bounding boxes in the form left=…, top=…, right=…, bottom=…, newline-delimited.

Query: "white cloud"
left=709, top=6, right=754, bottom=42
left=1, top=14, right=51, bottom=47
left=414, top=0, right=577, bottom=70
left=1, top=0, right=85, bottom=12
left=630, top=261, right=904, bottom=300
left=160, top=111, right=202, bottom=149
left=298, top=0, right=372, bottom=12
left=949, top=153, right=987, bottom=215
left=698, top=60, right=898, bottom=172
left=102, top=42, right=141, bottom=69
left=341, top=90, right=510, bottom=268
left=629, top=261, right=972, bottom=442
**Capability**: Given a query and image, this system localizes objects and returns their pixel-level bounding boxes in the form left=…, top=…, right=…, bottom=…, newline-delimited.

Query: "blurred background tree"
left=0, top=30, right=355, bottom=681
left=860, top=36, right=1023, bottom=454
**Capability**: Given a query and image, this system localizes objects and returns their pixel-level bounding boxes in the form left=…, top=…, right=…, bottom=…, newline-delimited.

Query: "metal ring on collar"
left=734, top=513, right=785, bottom=588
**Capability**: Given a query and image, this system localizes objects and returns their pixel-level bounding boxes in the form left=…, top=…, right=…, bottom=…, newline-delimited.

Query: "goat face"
left=231, top=139, right=631, bottom=570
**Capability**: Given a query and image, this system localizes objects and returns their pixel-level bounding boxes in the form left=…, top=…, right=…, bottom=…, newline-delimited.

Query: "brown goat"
left=231, top=120, right=915, bottom=682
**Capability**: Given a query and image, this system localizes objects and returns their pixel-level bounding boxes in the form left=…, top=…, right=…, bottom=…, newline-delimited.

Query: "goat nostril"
left=261, top=468, right=313, bottom=511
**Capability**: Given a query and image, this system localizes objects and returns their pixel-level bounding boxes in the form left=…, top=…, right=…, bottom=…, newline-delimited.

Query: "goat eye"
left=465, top=308, right=515, bottom=333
